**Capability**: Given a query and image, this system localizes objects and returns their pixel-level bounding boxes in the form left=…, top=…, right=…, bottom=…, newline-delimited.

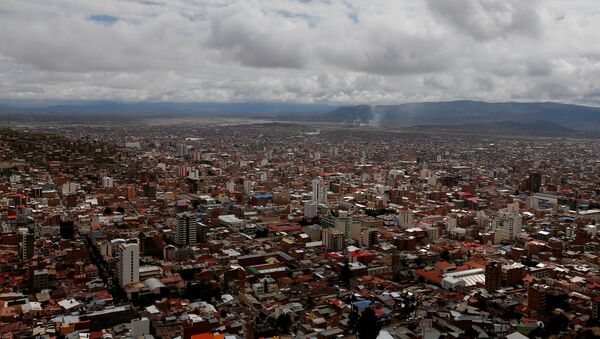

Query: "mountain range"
left=304, top=101, right=600, bottom=129
left=2, top=100, right=600, bottom=134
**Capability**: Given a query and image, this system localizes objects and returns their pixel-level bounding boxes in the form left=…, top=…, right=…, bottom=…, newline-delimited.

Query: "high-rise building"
left=321, top=212, right=361, bottom=241
left=323, top=229, right=345, bottom=252
left=197, top=222, right=209, bottom=243
left=312, top=177, right=327, bottom=205
left=485, top=261, right=502, bottom=292
left=399, top=209, right=415, bottom=228
left=177, top=144, right=190, bottom=157
left=60, top=220, right=75, bottom=240
left=527, top=284, right=547, bottom=313
left=493, top=211, right=522, bottom=243
left=127, top=184, right=136, bottom=201
left=21, top=232, right=35, bottom=260
left=102, top=176, right=114, bottom=188
left=175, top=212, right=198, bottom=247
left=303, top=201, right=318, bottom=219
left=367, top=228, right=378, bottom=247
left=243, top=180, right=253, bottom=196
left=528, top=172, right=542, bottom=193
left=143, top=182, right=157, bottom=199
left=593, top=295, right=600, bottom=323
left=117, top=242, right=139, bottom=287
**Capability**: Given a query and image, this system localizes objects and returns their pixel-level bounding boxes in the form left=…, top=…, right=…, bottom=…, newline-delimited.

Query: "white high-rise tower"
left=118, top=242, right=139, bottom=287
left=312, top=177, right=327, bottom=205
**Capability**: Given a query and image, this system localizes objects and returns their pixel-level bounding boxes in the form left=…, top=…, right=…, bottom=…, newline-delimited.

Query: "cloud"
left=0, top=0, right=599, bottom=105
left=207, top=3, right=312, bottom=69
left=425, top=0, right=541, bottom=41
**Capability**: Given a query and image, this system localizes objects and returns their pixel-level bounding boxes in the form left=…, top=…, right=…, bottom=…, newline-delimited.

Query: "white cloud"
left=0, top=0, right=599, bottom=105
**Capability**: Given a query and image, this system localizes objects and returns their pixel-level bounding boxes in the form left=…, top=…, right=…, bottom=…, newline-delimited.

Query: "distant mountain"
left=311, top=100, right=600, bottom=127
left=2, top=100, right=600, bottom=133
left=0, top=101, right=334, bottom=117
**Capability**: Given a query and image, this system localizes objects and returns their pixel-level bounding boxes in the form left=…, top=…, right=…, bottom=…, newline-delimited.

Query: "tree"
left=357, top=308, right=381, bottom=339
left=275, top=313, right=292, bottom=334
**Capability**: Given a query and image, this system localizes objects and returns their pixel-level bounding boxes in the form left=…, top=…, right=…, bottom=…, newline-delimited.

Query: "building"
left=485, top=261, right=502, bottom=292
left=493, top=211, right=522, bottom=243
left=198, top=222, right=209, bottom=243
left=117, top=242, right=140, bottom=287
left=60, top=220, right=75, bottom=240
left=102, top=176, right=114, bottom=188
left=361, top=228, right=378, bottom=248
left=441, top=268, right=485, bottom=290
left=323, top=229, right=345, bottom=252
left=33, top=269, right=49, bottom=291
left=321, top=212, right=361, bottom=241
left=131, top=317, right=150, bottom=338
left=304, top=201, right=318, bottom=219
left=399, top=209, right=415, bottom=228
left=175, top=213, right=198, bottom=247
left=177, top=144, right=190, bottom=157
left=312, top=177, right=327, bottom=205
left=127, top=184, right=136, bottom=201
left=143, top=182, right=157, bottom=199
left=528, top=171, right=542, bottom=193
left=528, top=284, right=547, bottom=313
left=21, top=232, right=35, bottom=260
left=218, top=214, right=246, bottom=229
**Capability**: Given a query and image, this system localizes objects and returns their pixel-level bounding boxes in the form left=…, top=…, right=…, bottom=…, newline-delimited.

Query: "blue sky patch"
left=88, top=14, right=119, bottom=24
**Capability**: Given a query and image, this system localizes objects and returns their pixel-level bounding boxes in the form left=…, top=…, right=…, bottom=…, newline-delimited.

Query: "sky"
left=1, top=0, right=600, bottom=105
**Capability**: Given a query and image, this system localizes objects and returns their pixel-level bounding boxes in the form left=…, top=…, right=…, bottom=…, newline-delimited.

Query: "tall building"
left=399, top=209, right=415, bottom=228
left=143, top=182, right=157, bottom=199
left=175, top=213, right=198, bottom=247
left=243, top=180, right=253, bottom=196
left=527, top=284, right=547, bottom=313
left=102, top=176, right=114, bottom=188
left=321, top=212, right=361, bottom=241
left=312, top=177, right=327, bottom=205
left=21, top=232, right=35, bottom=260
left=127, top=184, right=136, bottom=201
left=323, top=229, right=345, bottom=252
left=361, top=228, right=378, bottom=247
left=303, top=201, right=318, bottom=219
left=493, top=211, right=522, bottom=243
left=485, top=261, right=502, bottom=292
left=60, top=220, right=75, bottom=240
left=177, top=144, right=190, bottom=157
left=117, top=242, right=139, bottom=287
left=528, top=172, right=542, bottom=193
left=198, top=222, right=209, bottom=243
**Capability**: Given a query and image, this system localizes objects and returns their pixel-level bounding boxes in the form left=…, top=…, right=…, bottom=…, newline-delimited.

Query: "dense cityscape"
left=0, top=120, right=598, bottom=338
left=3, top=0, right=600, bottom=338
